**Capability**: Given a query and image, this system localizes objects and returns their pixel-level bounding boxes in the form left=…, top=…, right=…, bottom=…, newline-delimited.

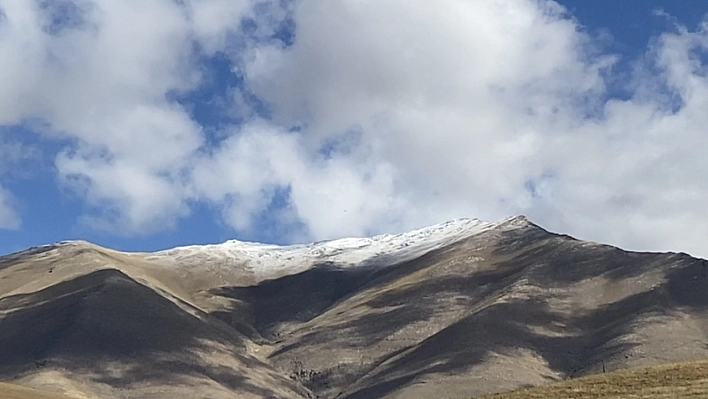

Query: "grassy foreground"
left=481, top=359, right=708, bottom=399
left=0, top=383, right=80, bottom=399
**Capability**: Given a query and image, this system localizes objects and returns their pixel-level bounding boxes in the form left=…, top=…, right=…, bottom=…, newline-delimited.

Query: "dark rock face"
left=1, top=220, right=707, bottom=399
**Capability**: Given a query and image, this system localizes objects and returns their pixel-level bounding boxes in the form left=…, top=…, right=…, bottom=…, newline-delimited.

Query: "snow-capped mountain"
left=3, top=215, right=708, bottom=399
left=147, top=216, right=528, bottom=277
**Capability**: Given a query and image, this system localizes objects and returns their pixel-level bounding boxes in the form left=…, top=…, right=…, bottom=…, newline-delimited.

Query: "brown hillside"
left=1, top=218, right=707, bottom=398
left=481, top=358, right=708, bottom=399
left=0, top=382, right=84, bottom=399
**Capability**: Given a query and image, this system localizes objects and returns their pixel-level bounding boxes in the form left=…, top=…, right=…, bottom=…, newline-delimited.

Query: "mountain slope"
left=0, top=267, right=308, bottom=399
left=1, top=216, right=707, bottom=399
left=481, top=358, right=708, bottom=399
left=256, top=218, right=708, bottom=398
left=0, top=382, right=85, bottom=399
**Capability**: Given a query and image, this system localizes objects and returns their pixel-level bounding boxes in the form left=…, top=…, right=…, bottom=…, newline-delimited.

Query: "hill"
left=0, top=382, right=84, bottom=399
left=481, top=358, right=708, bottom=399
left=1, top=216, right=707, bottom=398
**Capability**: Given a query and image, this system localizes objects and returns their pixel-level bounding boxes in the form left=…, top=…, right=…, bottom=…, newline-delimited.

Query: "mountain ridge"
left=1, top=215, right=707, bottom=399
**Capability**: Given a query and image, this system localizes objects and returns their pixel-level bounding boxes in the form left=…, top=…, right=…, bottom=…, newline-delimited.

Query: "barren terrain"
left=482, top=358, right=708, bottom=399
left=1, top=216, right=707, bottom=398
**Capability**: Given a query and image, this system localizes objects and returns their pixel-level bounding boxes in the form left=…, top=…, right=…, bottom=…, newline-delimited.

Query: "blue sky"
left=1, top=0, right=708, bottom=258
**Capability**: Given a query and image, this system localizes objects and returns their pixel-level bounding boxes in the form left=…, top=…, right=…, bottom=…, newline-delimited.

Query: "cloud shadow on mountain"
left=0, top=268, right=305, bottom=398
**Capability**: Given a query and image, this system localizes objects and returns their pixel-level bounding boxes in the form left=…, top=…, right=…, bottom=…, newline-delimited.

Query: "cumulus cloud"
left=1, top=0, right=708, bottom=257
left=535, top=20, right=708, bottom=254
left=0, top=0, right=247, bottom=233
left=226, top=0, right=614, bottom=237
left=234, top=0, right=708, bottom=257
left=192, top=121, right=405, bottom=240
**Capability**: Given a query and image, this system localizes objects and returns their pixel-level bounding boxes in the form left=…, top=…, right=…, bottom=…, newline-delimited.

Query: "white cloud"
left=0, top=0, right=246, bottom=233
left=191, top=121, right=405, bottom=240
left=0, top=138, right=41, bottom=176
left=1, top=0, right=708, bottom=258
left=532, top=21, right=708, bottom=255
left=240, top=0, right=612, bottom=234
left=0, top=186, right=20, bottom=229
left=239, top=0, right=708, bottom=256
left=187, top=0, right=251, bottom=54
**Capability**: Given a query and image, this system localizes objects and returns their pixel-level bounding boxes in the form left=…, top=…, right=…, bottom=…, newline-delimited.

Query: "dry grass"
left=0, top=383, right=80, bottom=399
left=481, top=359, right=708, bottom=399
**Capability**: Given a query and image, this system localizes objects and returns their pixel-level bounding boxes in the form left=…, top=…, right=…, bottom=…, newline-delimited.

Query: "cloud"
left=0, top=186, right=20, bottom=229
left=239, top=0, right=612, bottom=234
left=237, top=0, right=708, bottom=256
left=1, top=0, right=708, bottom=258
left=533, top=20, right=708, bottom=254
left=0, top=137, right=41, bottom=176
left=0, top=0, right=247, bottom=233
left=0, top=133, right=41, bottom=230
left=191, top=121, right=404, bottom=240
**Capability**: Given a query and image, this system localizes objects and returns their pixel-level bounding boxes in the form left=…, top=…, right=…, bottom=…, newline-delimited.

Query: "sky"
left=1, top=0, right=708, bottom=258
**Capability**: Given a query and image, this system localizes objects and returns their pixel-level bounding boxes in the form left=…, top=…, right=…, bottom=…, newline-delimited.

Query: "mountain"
left=1, top=216, right=707, bottom=399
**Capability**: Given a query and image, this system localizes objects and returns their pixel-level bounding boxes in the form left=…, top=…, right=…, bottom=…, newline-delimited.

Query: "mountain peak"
left=500, top=214, right=533, bottom=226
left=149, top=216, right=528, bottom=278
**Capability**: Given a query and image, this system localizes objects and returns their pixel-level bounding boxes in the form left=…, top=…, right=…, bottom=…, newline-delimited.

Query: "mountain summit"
left=1, top=216, right=707, bottom=399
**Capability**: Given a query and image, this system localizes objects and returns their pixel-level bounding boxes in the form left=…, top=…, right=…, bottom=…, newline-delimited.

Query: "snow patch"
left=148, top=217, right=526, bottom=277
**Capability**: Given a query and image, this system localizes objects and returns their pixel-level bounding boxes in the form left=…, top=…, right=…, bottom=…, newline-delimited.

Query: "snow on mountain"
left=146, top=216, right=528, bottom=277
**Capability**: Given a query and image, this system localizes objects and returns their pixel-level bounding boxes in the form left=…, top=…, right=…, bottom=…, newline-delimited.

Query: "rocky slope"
left=1, top=216, right=707, bottom=399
